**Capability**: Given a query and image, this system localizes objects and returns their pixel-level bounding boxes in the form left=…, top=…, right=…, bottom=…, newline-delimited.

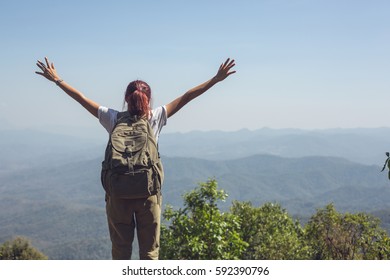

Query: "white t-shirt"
left=98, top=106, right=167, bottom=142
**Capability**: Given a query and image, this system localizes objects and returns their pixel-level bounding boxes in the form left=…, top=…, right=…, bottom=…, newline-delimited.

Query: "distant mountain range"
left=1, top=127, right=390, bottom=259
left=163, top=155, right=390, bottom=213
left=2, top=126, right=390, bottom=166
left=159, top=127, right=390, bottom=165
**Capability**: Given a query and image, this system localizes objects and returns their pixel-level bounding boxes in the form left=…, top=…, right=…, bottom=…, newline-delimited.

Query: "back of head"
left=124, top=80, right=152, bottom=117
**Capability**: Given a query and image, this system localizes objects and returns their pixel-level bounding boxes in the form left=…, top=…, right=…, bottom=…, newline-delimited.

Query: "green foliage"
left=231, top=201, right=310, bottom=259
left=160, top=179, right=248, bottom=260
left=0, top=236, right=48, bottom=260
left=160, top=180, right=390, bottom=260
left=304, top=204, right=390, bottom=259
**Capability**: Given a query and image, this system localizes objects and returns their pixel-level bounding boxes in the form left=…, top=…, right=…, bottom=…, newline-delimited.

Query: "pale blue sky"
left=0, top=0, right=389, bottom=138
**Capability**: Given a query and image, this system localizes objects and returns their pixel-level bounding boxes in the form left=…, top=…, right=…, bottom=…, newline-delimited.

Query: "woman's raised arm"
left=35, top=57, right=100, bottom=118
left=165, top=58, right=236, bottom=118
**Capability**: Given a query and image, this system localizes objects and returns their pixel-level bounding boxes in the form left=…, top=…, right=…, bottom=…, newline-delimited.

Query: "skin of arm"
left=35, top=57, right=100, bottom=118
left=165, top=58, right=236, bottom=118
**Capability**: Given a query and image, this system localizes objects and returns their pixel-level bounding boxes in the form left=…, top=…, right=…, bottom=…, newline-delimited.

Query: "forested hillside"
left=1, top=128, right=390, bottom=259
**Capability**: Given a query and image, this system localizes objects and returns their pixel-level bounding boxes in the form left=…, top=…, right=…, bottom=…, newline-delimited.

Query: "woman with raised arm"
left=35, top=57, right=236, bottom=260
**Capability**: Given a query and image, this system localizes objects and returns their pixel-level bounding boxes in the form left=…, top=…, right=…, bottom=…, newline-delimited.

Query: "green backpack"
left=101, top=111, right=164, bottom=199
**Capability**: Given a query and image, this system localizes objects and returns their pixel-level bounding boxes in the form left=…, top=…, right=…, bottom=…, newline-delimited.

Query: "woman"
left=35, top=57, right=236, bottom=259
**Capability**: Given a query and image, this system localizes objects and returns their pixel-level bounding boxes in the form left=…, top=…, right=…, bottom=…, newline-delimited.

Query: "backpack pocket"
left=107, top=169, right=157, bottom=199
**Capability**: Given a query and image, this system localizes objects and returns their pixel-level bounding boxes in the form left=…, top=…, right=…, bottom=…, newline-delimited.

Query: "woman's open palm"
left=214, top=58, right=236, bottom=82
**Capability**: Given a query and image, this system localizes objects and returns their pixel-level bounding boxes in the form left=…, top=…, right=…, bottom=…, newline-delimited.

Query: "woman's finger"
left=228, top=59, right=235, bottom=67
left=45, top=57, right=50, bottom=68
left=36, top=62, right=46, bottom=71
left=222, top=58, right=231, bottom=68
left=37, top=60, right=45, bottom=67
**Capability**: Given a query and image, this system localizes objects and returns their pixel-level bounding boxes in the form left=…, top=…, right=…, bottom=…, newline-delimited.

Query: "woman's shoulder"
left=150, top=105, right=167, bottom=121
left=151, top=105, right=166, bottom=114
left=149, top=105, right=167, bottom=139
left=98, top=106, right=119, bottom=133
left=98, top=106, right=119, bottom=116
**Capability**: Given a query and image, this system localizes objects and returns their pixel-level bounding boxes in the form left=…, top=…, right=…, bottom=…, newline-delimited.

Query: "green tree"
left=304, top=204, right=390, bottom=259
left=160, top=179, right=247, bottom=260
left=231, top=201, right=309, bottom=259
left=159, top=178, right=390, bottom=260
left=0, top=236, right=48, bottom=260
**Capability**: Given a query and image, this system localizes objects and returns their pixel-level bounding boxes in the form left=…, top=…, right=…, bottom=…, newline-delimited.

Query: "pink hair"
left=124, top=80, right=151, bottom=117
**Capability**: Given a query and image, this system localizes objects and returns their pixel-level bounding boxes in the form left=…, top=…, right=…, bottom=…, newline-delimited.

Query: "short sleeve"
left=98, top=106, right=119, bottom=134
left=149, top=106, right=167, bottom=142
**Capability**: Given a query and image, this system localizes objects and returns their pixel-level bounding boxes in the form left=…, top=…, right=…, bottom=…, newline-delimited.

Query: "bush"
left=0, top=236, right=48, bottom=260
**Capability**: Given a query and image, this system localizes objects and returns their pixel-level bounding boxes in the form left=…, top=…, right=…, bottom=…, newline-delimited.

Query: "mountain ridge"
left=1, top=127, right=390, bottom=259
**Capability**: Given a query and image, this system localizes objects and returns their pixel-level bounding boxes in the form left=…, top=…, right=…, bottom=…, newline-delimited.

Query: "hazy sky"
left=1, top=0, right=389, bottom=137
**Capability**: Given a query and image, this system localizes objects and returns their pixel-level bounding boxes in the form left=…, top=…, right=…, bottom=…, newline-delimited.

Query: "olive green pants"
left=105, top=194, right=162, bottom=260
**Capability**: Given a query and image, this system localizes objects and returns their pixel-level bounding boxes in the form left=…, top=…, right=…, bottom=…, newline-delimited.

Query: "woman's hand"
left=166, top=58, right=236, bottom=118
left=35, top=57, right=61, bottom=83
left=35, top=56, right=99, bottom=118
left=213, top=58, right=236, bottom=82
